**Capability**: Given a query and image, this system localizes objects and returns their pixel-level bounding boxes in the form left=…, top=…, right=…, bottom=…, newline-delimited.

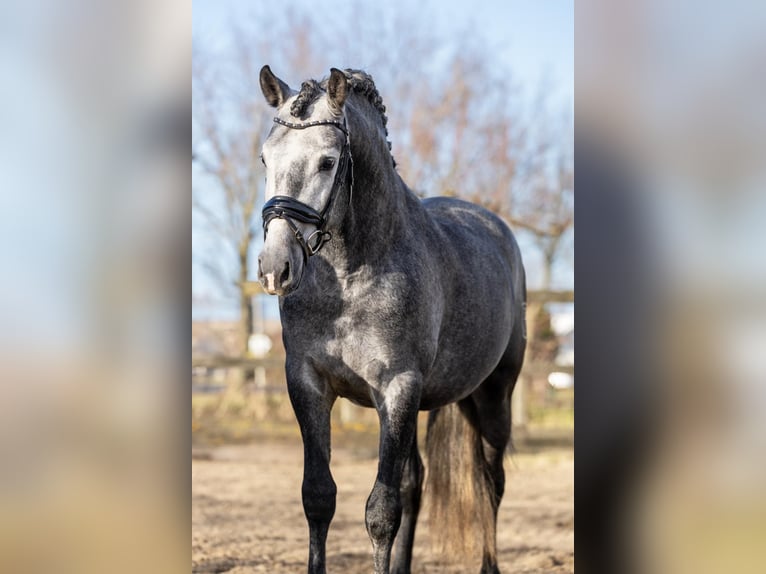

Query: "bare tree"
left=508, top=107, right=574, bottom=290
left=192, top=16, right=328, bottom=365
left=474, top=96, right=574, bottom=290
left=192, top=38, right=267, bottom=359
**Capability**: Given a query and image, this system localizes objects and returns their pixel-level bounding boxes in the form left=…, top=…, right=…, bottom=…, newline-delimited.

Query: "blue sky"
left=193, top=0, right=573, bottom=109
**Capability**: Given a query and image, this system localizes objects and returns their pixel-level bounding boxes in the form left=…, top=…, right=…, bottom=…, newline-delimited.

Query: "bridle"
left=261, top=116, right=353, bottom=261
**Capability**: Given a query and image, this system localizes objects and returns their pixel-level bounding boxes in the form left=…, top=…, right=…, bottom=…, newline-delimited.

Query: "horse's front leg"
left=366, top=372, right=422, bottom=574
left=390, top=429, right=424, bottom=574
left=287, top=364, right=337, bottom=574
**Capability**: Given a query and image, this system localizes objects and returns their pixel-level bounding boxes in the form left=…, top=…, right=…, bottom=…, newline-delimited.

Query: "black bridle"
left=261, top=116, right=353, bottom=260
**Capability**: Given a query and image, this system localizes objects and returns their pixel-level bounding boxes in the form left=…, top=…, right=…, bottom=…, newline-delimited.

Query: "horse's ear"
left=327, top=68, right=348, bottom=112
left=260, top=65, right=291, bottom=108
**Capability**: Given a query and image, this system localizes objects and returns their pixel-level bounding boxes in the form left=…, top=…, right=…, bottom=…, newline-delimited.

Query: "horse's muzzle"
left=257, top=254, right=296, bottom=296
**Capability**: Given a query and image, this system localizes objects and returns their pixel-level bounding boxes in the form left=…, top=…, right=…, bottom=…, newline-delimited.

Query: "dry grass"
left=192, top=388, right=573, bottom=450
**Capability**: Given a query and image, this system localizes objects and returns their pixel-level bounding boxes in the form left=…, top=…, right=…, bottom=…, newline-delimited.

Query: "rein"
left=262, top=117, right=353, bottom=261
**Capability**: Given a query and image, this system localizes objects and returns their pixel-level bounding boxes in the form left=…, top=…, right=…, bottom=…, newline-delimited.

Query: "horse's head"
left=257, top=66, right=352, bottom=296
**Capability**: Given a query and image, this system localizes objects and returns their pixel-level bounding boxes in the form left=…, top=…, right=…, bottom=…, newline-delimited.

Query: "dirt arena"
left=192, top=439, right=573, bottom=573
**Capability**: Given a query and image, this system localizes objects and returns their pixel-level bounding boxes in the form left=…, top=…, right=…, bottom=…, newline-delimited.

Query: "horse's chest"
left=284, top=275, right=417, bottom=400
left=322, top=314, right=393, bottom=381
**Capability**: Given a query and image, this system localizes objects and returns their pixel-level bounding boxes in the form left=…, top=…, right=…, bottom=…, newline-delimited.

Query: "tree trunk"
left=238, top=238, right=254, bottom=384
left=541, top=234, right=561, bottom=290
left=541, top=256, right=553, bottom=291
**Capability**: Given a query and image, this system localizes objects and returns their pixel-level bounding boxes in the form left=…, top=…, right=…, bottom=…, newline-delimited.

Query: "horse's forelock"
left=289, top=80, right=323, bottom=119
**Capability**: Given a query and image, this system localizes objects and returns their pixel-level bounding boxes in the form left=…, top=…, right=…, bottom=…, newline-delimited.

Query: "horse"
left=257, top=65, right=526, bottom=574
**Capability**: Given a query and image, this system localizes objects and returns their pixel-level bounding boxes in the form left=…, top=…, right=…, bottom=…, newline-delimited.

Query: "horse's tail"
left=425, top=401, right=496, bottom=566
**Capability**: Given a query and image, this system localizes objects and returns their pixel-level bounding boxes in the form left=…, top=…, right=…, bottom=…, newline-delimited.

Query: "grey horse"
left=257, top=66, right=526, bottom=574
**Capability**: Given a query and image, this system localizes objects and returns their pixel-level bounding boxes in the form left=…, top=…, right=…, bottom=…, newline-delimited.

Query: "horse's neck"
left=328, top=123, right=418, bottom=271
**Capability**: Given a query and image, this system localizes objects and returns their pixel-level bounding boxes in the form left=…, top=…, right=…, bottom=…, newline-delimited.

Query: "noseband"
left=261, top=117, right=353, bottom=261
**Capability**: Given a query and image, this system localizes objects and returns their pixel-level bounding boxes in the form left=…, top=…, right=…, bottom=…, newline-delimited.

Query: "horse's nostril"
left=257, top=257, right=264, bottom=278
left=279, top=262, right=291, bottom=287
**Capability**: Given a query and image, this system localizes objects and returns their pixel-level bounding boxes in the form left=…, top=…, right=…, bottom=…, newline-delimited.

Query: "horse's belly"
left=420, top=360, right=497, bottom=410
left=420, top=313, right=514, bottom=409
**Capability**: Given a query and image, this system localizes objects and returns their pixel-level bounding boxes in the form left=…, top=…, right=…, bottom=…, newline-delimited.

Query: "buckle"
left=306, top=229, right=333, bottom=255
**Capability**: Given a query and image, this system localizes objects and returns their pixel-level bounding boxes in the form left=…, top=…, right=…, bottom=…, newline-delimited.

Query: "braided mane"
left=289, top=69, right=394, bottom=161
left=289, top=79, right=323, bottom=119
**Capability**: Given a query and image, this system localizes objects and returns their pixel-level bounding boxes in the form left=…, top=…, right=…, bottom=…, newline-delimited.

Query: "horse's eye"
left=319, top=156, right=336, bottom=172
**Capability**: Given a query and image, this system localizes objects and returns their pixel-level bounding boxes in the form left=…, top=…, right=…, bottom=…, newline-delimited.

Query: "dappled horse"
left=257, top=66, right=526, bottom=574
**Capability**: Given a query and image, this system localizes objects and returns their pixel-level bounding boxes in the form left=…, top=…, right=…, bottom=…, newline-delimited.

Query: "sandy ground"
left=192, top=441, right=573, bottom=573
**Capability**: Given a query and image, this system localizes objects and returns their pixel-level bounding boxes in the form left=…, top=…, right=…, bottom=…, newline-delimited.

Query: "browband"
left=273, top=116, right=348, bottom=137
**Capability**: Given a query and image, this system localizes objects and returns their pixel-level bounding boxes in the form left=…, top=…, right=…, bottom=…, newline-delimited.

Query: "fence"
left=512, top=289, right=574, bottom=444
